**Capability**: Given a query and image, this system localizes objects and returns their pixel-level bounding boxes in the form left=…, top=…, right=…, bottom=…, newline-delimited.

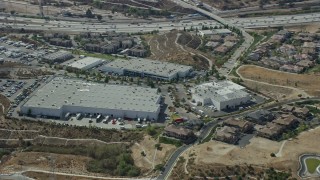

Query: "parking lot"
left=4, top=76, right=52, bottom=117
left=0, top=37, right=42, bottom=66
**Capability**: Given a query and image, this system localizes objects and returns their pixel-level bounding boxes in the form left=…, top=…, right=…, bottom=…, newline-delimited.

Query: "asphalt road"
left=1, top=12, right=319, bottom=34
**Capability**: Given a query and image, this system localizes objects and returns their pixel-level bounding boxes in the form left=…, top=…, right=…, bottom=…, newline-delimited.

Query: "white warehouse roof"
left=102, top=58, right=192, bottom=79
left=192, top=81, right=249, bottom=102
left=23, top=77, right=160, bottom=113
left=68, top=57, right=104, bottom=70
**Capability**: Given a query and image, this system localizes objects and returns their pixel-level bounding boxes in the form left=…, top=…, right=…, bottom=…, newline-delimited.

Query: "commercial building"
left=21, top=77, right=161, bottom=120
left=191, top=81, right=251, bottom=110
left=68, top=57, right=104, bottom=70
left=42, top=50, right=73, bottom=63
left=101, top=58, right=193, bottom=80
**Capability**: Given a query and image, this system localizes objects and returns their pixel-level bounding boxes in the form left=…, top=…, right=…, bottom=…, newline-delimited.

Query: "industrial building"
left=101, top=58, right=193, bottom=80
left=21, top=77, right=161, bottom=120
left=191, top=81, right=251, bottom=110
left=42, top=50, right=73, bottom=63
left=68, top=57, right=104, bottom=70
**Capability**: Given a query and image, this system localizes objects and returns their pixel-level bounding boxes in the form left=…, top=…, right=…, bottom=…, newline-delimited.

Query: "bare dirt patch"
left=286, top=24, right=320, bottom=33
left=144, top=30, right=212, bottom=70
left=0, top=94, right=11, bottom=115
left=238, top=65, right=320, bottom=96
left=131, top=135, right=176, bottom=173
left=16, top=68, right=55, bottom=79
left=172, top=126, right=320, bottom=179
left=200, top=0, right=278, bottom=10
left=241, top=80, right=301, bottom=101
left=0, top=152, right=91, bottom=175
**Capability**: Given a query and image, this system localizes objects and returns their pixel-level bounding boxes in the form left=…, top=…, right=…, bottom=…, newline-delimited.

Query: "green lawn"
left=306, top=158, right=320, bottom=174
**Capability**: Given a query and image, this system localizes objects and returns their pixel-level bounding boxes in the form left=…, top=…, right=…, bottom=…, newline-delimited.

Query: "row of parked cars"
left=1, top=80, right=25, bottom=98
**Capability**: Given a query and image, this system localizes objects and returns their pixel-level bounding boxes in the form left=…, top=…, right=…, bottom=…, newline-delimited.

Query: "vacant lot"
left=238, top=65, right=320, bottom=96
left=241, top=80, right=303, bottom=101
left=144, top=30, right=212, bottom=70
left=0, top=94, right=10, bottom=115
left=131, top=135, right=176, bottom=174
left=0, top=152, right=91, bottom=175
left=171, top=126, right=320, bottom=179
left=200, top=0, right=278, bottom=10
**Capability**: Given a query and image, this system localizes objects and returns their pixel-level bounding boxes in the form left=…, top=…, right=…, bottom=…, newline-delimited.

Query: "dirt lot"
left=0, top=152, right=91, bottom=175
left=0, top=94, right=10, bottom=115
left=200, top=0, right=278, bottom=10
left=286, top=24, right=320, bottom=33
left=172, top=126, right=320, bottom=179
left=241, top=80, right=302, bottom=101
left=23, top=171, right=123, bottom=180
left=144, top=30, right=212, bottom=70
left=131, top=135, right=176, bottom=174
left=238, top=65, right=320, bottom=97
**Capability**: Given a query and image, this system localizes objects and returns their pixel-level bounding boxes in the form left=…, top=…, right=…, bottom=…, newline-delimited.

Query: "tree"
left=104, top=76, right=109, bottom=83
left=154, top=164, right=164, bottom=171
left=155, top=143, right=162, bottom=150
left=10, top=10, right=15, bottom=15
left=86, top=9, right=94, bottom=18
left=97, top=14, right=102, bottom=21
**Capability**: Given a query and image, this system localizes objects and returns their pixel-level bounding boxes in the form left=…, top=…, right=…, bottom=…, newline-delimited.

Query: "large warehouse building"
left=21, top=77, right=161, bottom=120
left=191, top=81, right=251, bottom=110
left=100, top=58, right=193, bottom=80
left=68, top=57, right=104, bottom=70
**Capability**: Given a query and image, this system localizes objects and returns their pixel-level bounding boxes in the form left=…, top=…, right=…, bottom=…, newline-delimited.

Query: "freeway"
left=1, top=12, right=320, bottom=33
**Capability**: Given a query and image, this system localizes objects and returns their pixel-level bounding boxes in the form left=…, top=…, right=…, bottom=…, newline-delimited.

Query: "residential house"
left=296, top=60, right=314, bottom=69
left=248, top=52, right=261, bottom=61
left=279, top=44, right=296, bottom=56
left=164, top=124, right=196, bottom=142
left=260, top=58, right=281, bottom=69
left=257, top=122, right=284, bottom=139
left=214, top=126, right=240, bottom=144
left=293, top=107, right=311, bottom=119
left=273, top=114, right=300, bottom=129
left=223, top=41, right=235, bottom=48
left=277, top=30, right=291, bottom=38
left=281, top=104, right=295, bottom=112
left=293, top=54, right=312, bottom=61
left=214, top=45, right=229, bottom=54
left=224, top=35, right=238, bottom=42
left=223, top=118, right=253, bottom=133
left=279, top=64, right=304, bottom=73
left=246, top=110, right=275, bottom=125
